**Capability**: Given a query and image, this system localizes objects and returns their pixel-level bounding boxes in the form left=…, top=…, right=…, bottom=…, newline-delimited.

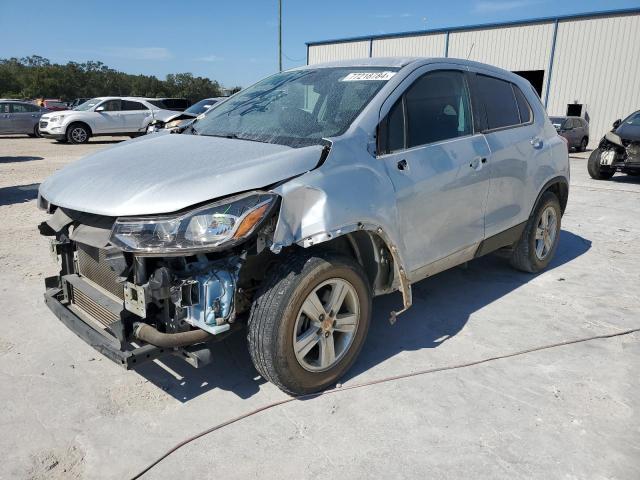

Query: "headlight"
left=50, top=115, right=65, bottom=123
left=165, top=119, right=182, bottom=129
left=110, top=192, right=277, bottom=254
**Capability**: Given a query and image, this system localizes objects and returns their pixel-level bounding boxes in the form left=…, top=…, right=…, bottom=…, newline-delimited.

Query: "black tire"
left=66, top=123, right=90, bottom=144
left=248, top=250, right=372, bottom=396
left=587, top=148, right=615, bottom=180
left=510, top=191, right=561, bottom=273
left=578, top=136, right=588, bottom=152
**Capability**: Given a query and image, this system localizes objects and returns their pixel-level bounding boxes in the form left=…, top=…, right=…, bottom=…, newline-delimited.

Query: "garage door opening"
left=512, top=70, right=544, bottom=97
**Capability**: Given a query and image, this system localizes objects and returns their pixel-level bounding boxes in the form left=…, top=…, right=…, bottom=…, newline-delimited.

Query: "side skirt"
left=474, top=221, right=526, bottom=258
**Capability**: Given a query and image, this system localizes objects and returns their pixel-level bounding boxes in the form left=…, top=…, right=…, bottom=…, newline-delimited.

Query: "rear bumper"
left=44, top=286, right=167, bottom=369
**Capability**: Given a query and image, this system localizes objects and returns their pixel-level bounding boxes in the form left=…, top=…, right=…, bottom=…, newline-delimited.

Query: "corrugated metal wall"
left=371, top=33, right=446, bottom=57
left=307, top=12, right=640, bottom=148
left=547, top=14, right=640, bottom=146
left=308, top=41, right=370, bottom=64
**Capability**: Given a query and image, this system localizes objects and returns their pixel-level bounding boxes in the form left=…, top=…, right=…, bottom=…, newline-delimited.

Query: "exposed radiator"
left=76, top=243, right=124, bottom=300
left=70, top=284, right=120, bottom=327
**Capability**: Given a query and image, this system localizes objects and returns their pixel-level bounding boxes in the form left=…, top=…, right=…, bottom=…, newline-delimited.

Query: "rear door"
left=10, top=102, right=39, bottom=133
left=470, top=71, right=549, bottom=238
left=120, top=100, right=151, bottom=132
left=378, top=67, right=491, bottom=275
left=93, top=99, right=123, bottom=133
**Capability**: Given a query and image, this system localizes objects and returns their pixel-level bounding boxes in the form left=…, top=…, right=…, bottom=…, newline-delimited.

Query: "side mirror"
left=95, top=106, right=105, bottom=112
left=613, top=119, right=621, bottom=128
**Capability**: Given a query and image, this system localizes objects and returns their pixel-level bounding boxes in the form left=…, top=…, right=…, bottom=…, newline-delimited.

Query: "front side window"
left=99, top=100, right=121, bottom=112
left=623, top=111, right=640, bottom=126
left=476, top=75, right=520, bottom=130
left=380, top=70, right=472, bottom=153
left=405, top=70, right=472, bottom=147
left=192, top=67, right=397, bottom=147
left=0, top=103, right=9, bottom=113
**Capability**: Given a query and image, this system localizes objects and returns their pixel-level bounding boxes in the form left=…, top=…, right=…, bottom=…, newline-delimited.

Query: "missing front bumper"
left=44, top=286, right=165, bottom=369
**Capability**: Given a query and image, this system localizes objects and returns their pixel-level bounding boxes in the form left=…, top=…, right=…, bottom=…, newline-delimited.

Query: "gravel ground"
left=0, top=136, right=638, bottom=479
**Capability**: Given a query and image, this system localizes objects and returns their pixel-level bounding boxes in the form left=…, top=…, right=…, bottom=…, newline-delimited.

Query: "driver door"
left=93, top=99, right=123, bottom=132
left=377, top=68, right=491, bottom=278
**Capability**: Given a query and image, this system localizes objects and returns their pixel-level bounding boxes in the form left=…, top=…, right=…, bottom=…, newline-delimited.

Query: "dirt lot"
left=0, top=135, right=638, bottom=479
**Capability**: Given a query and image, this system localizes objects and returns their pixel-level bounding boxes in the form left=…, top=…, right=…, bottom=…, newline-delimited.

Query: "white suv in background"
left=39, top=97, right=178, bottom=144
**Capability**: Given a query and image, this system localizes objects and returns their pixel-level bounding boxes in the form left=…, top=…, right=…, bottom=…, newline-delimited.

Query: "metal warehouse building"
left=306, top=8, right=640, bottom=148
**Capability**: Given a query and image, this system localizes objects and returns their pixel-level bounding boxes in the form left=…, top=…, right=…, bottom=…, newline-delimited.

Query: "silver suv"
left=38, top=58, right=569, bottom=395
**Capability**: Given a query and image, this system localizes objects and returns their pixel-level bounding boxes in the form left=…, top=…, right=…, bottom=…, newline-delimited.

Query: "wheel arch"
left=533, top=176, right=569, bottom=216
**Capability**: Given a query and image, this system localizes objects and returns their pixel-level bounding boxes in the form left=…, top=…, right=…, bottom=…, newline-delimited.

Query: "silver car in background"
left=38, top=57, right=569, bottom=395
left=0, top=100, right=49, bottom=137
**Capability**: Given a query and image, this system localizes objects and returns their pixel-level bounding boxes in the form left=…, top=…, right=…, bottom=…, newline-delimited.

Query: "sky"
left=1, top=0, right=638, bottom=88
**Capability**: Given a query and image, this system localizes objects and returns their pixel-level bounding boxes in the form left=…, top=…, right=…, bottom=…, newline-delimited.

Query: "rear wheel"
left=510, top=191, right=561, bottom=273
left=578, top=136, right=588, bottom=152
left=587, top=148, right=615, bottom=180
left=248, top=251, right=371, bottom=396
left=66, top=123, right=90, bottom=144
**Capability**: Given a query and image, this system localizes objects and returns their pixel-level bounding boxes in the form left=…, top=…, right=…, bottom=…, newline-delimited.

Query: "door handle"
left=469, top=157, right=486, bottom=170
left=530, top=137, right=544, bottom=149
left=397, top=159, right=408, bottom=171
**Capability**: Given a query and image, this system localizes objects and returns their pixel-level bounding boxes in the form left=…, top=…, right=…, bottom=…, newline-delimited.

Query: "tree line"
left=0, top=55, right=239, bottom=102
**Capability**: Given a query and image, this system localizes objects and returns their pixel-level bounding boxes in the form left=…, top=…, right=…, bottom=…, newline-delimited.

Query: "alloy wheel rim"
left=293, top=278, right=360, bottom=372
left=535, top=206, right=558, bottom=260
left=72, top=127, right=87, bottom=143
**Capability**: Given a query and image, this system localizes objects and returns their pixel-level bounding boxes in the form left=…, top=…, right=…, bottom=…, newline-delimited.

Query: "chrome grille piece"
left=76, top=243, right=124, bottom=299
left=70, top=285, right=120, bottom=327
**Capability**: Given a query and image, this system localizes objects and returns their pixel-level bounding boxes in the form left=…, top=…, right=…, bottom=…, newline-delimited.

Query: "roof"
left=292, top=57, right=421, bottom=69
left=306, top=7, right=640, bottom=46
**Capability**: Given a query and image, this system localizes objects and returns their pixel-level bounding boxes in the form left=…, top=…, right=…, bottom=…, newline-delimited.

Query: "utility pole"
left=278, top=0, right=282, bottom=71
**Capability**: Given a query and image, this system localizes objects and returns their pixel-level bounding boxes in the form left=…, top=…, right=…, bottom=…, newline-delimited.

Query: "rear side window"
left=0, top=103, right=9, bottom=113
left=122, top=100, right=148, bottom=111
left=513, top=86, right=532, bottom=124
left=476, top=75, right=520, bottom=130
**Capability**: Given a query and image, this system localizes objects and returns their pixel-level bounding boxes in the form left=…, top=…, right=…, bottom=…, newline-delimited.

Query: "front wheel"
left=248, top=251, right=371, bottom=396
left=587, top=148, right=615, bottom=180
left=510, top=191, right=561, bottom=273
left=66, top=123, right=90, bottom=144
left=578, top=137, right=588, bottom=152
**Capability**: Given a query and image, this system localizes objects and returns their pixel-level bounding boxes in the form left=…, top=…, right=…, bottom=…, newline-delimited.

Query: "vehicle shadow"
left=0, top=156, right=44, bottom=164
left=50, top=139, right=126, bottom=145
left=611, top=174, right=640, bottom=184
left=134, top=329, right=266, bottom=402
left=343, top=229, right=591, bottom=381
left=135, top=229, right=590, bottom=402
left=0, top=183, right=40, bottom=206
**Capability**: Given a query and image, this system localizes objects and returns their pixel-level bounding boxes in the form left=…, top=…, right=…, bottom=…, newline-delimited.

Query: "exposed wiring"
left=130, top=326, right=639, bottom=479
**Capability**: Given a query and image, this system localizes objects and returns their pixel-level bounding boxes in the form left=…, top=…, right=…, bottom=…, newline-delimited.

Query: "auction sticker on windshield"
left=341, top=71, right=396, bottom=81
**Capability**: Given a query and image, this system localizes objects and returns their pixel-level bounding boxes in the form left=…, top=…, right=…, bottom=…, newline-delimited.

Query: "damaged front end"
left=38, top=192, right=278, bottom=369
left=597, top=131, right=640, bottom=173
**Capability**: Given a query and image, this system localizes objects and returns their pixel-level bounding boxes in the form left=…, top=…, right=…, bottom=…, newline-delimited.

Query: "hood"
left=615, top=123, right=640, bottom=142
left=39, top=134, right=324, bottom=216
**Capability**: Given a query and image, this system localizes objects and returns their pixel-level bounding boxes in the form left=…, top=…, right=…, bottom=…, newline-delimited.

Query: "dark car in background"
left=42, top=99, right=68, bottom=111
left=146, top=97, right=224, bottom=133
left=588, top=110, right=640, bottom=180
left=550, top=116, right=589, bottom=152
left=0, top=100, right=49, bottom=137
left=147, top=97, right=190, bottom=112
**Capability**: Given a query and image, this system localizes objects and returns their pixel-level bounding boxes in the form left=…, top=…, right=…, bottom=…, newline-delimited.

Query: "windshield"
left=622, top=111, right=640, bottom=126
left=74, top=98, right=102, bottom=111
left=192, top=67, right=398, bottom=147
left=185, top=98, right=218, bottom=116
